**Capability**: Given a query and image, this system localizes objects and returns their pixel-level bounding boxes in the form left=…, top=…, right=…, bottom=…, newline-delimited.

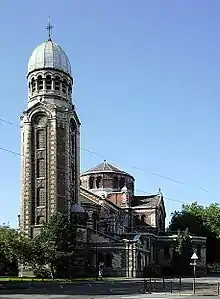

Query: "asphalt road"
left=0, top=294, right=217, bottom=298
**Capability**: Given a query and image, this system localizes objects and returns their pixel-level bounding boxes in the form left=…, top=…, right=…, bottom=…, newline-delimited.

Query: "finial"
left=46, top=18, right=54, bottom=41
left=104, top=159, right=106, bottom=163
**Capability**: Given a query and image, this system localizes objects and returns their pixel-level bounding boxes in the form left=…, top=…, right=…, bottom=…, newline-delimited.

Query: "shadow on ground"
left=0, top=280, right=219, bottom=296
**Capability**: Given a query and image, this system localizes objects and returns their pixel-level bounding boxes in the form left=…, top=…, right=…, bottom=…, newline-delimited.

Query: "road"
left=0, top=294, right=217, bottom=298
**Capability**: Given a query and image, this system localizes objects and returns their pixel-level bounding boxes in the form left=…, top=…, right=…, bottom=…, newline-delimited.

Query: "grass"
left=0, top=277, right=120, bottom=283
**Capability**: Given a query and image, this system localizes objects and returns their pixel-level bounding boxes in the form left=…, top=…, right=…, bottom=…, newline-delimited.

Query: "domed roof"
left=81, top=160, right=134, bottom=179
left=28, top=39, right=71, bottom=76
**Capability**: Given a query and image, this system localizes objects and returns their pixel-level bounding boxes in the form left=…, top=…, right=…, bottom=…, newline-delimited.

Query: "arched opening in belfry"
left=68, top=83, right=72, bottom=94
left=89, top=176, right=94, bottom=189
left=31, top=78, right=36, bottom=93
left=62, top=79, right=67, bottom=94
left=55, top=76, right=60, bottom=91
left=96, top=176, right=102, bottom=189
left=45, top=75, right=52, bottom=90
left=37, top=75, right=43, bottom=90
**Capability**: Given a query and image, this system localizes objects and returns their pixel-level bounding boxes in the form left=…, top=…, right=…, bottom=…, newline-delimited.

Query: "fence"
left=143, top=278, right=220, bottom=296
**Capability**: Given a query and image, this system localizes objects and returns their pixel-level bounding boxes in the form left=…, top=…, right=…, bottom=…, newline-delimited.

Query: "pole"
left=95, top=220, right=98, bottom=280
left=193, top=264, right=196, bottom=294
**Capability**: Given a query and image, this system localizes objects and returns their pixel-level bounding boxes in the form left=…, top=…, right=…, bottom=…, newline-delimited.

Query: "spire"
left=46, top=18, right=54, bottom=41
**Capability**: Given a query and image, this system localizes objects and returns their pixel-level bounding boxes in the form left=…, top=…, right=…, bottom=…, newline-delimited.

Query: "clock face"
left=34, top=113, right=48, bottom=127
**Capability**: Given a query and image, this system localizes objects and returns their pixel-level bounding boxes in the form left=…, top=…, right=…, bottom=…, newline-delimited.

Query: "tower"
left=20, top=24, right=80, bottom=237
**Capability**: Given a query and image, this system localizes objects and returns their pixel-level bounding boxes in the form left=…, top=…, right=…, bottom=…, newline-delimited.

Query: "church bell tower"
left=20, top=22, right=80, bottom=237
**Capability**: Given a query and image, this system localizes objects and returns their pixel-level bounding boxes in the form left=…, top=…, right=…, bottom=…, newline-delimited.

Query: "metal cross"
left=46, top=19, right=54, bottom=40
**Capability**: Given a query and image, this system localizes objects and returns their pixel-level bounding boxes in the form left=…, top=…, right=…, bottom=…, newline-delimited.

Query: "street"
left=0, top=294, right=217, bottom=298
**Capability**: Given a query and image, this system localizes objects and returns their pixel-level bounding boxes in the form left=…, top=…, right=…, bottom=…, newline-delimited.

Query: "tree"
left=172, top=228, right=193, bottom=275
left=22, top=212, right=81, bottom=279
left=168, top=202, right=220, bottom=263
left=0, top=224, right=23, bottom=275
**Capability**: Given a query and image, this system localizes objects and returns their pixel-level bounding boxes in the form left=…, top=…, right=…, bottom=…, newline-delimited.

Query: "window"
left=36, top=130, right=45, bottom=149
left=68, top=83, right=72, bottom=94
left=36, top=188, right=45, bottom=206
left=89, top=177, right=94, bottom=189
left=45, top=75, right=52, bottom=90
left=31, top=78, right=36, bottom=92
left=55, top=76, right=60, bottom=91
left=36, top=159, right=45, bottom=178
left=36, top=216, right=44, bottom=225
left=113, top=176, right=119, bottom=189
left=96, top=176, right=102, bottom=188
left=62, top=79, right=67, bottom=93
left=119, top=177, right=125, bottom=189
left=37, top=76, right=43, bottom=90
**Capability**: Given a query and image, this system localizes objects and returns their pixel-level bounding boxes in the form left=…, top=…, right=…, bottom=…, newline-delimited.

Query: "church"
left=19, top=24, right=207, bottom=277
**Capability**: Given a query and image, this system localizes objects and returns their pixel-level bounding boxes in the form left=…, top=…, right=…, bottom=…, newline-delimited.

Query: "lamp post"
left=190, top=252, right=198, bottom=294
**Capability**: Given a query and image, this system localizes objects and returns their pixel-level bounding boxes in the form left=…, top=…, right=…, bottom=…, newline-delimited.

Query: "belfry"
left=19, top=22, right=80, bottom=237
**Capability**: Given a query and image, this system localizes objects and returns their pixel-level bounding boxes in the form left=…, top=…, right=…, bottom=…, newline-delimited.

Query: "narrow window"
left=113, top=176, right=119, bottom=189
left=62, top=79, right=67, bottom=93
left=36, top=159, right=45, bottom=178
left=96, top=176, right=102, bottom=189
left=89, top=176, right=94, bottom=189
left=36, top=188, right=45, bottom=206
left=36, top=130, right=45, bottom=149
left=55, top=76, right=60, bottom=91
left=119, top=177, right=125, bottom=189
left=31, top=78, right=36, bottom=92
left=45, top=75, right=52, bottom=90
left=68, top=83, right=72, bottom=94
left=37, top=75, right=43, bottom=90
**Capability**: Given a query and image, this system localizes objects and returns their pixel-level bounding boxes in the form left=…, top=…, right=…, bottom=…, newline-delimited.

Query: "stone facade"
left=20, top=38, right=81, bottom=238
left=78, top=162, right=207, bottom=278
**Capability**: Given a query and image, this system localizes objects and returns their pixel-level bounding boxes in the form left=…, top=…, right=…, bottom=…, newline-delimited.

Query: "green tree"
left=172, top=228, right=193, bottom=275
left=168, top=202, right=220, bottom=263
left=0, top=224, right=23, bottom=275
left=22, top=212, right=82, bottom=279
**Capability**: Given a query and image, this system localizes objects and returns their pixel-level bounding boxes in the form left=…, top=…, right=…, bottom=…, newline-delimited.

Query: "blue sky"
left=0, top=0, right=219, bottom=228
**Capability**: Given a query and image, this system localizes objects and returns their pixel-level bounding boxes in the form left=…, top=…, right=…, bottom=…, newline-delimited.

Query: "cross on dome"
left=46, top=18, right=54, bottom=41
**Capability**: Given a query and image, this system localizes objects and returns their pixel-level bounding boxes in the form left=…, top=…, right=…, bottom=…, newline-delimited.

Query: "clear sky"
left=0, top=0, right=219, bottom=228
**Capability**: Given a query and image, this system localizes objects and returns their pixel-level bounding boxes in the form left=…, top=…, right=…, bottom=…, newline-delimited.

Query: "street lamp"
left=190, top=252, right=198, bottom=294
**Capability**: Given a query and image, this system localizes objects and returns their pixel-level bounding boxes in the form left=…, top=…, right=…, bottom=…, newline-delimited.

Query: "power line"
left=0, top=116, right=211, bottom=199
left=0, top=144, right=203, bottom=206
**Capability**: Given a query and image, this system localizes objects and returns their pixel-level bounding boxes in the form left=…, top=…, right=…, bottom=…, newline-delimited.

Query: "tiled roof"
left=81, top=160, right=133, bottom=177
left=132, top=194, right=161, bottom=209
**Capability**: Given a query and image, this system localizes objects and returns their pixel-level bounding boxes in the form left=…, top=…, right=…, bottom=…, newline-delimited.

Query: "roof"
left=132, top=194, right=161, bottom=209
left=81, top=160, right=134, bottom=179
left=28, top=39, right=71, bottom=76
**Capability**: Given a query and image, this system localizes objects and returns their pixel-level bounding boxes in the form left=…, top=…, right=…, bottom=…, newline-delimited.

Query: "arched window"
left=31, top=78, right=36, bottom=93
left=45, top=75, right=52, bottom=90
left=37, top=75, right=43, bottom=90
left=119, top=177, right=125, bottom=189
left=62, top=79, right=67, bottom=94
left=55, top=76, right=60, bottom=91
left=68, top=83, right=72, bottom=94
left=96, top=176, right=102, bottom=189
left=113, top=176, right=119, bottom=189
left=89, top=176, right=94, bottom=189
